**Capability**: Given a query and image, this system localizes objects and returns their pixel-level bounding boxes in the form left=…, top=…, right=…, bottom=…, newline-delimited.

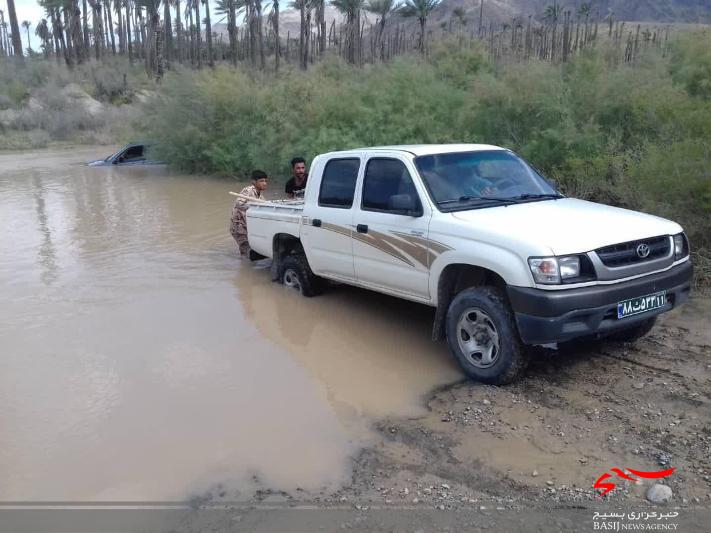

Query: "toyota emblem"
left=636, top=243, right=651, bottom=258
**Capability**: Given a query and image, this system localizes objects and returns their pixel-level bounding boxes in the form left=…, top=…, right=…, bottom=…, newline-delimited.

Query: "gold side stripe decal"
left=318, top=224, right=453, bottom=270
left=352, top=231, right=416, bottom=267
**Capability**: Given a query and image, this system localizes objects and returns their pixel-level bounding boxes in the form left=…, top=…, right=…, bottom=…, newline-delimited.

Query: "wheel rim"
left=456, top=307, right=500, bottom=369
left=283, top=268, right=301, bottom=292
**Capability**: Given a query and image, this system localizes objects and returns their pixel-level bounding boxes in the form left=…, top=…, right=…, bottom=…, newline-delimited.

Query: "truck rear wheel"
left=445, top=286, right=528, bottom=385
left=279, top=254, right=324, bottom=297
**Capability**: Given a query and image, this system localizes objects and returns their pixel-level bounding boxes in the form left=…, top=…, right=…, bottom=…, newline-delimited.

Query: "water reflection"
left=235, top=264, right=463, bottom=421
left=31, top=173, right=58, bottom=286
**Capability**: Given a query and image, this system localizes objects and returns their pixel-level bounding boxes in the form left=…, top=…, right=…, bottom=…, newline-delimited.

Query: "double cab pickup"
left=247, top=144, right=692, bottom=383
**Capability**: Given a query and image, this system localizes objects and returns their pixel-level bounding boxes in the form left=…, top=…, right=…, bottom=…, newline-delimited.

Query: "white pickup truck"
left=247, top=144, right=693, bottom=383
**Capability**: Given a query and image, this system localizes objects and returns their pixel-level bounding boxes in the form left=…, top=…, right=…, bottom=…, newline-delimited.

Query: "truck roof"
left=322, top=144, right=506, bottom=157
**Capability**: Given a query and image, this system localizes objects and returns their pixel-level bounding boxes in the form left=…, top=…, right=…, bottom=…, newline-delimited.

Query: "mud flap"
left=432, top=302, right=447, bottom=341
left=270, top=241, right=284, bottom=281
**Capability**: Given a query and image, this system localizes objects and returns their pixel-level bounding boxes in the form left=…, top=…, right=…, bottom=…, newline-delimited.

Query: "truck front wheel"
left=445, top=286, right=528, bottom=385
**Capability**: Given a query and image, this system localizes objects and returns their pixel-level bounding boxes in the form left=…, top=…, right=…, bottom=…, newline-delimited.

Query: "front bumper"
left=507, top=261, right=693, bottom=345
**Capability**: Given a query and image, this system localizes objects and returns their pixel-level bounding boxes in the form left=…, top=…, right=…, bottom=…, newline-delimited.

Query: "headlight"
left=558, top=256, right=581, bottom=279
left=528, top=255, right=582, bottom=284
left=673, top=233, right=689, bottom=260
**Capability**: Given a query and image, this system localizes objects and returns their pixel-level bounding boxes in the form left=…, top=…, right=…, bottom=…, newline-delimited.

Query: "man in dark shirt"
left=285, top=157, right=308, bottom=198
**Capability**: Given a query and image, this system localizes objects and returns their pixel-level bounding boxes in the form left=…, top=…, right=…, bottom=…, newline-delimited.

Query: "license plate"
left=617, top=291, right=666, bottom=319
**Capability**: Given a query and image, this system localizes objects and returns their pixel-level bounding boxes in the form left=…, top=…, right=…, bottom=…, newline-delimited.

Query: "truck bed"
left=246, top=199, right=305, bottom=258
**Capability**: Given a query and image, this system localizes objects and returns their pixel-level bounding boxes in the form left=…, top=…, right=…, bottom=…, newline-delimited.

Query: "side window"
left=122, top=146, right=144, bottom=161
left=362, top=158, right=420, bottom=213
left=318, top=158, right=360, bottom=208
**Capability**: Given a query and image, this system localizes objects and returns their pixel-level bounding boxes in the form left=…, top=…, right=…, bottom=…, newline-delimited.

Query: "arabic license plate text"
left=617, top=291, right=666, bottom=319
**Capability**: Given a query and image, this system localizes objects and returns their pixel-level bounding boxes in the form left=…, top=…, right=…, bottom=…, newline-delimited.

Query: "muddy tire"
left=607, top=317, right=657, bottom=343
left=445, top=286, right=528, bottom=385
left=279, top=254, right=324, bottom=297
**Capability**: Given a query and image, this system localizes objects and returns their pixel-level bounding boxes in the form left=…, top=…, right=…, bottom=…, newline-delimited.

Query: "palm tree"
left=184, top=1, right=194, bottom=64
left=2, top=20, right=9, bottom=56
left=252, top=0, right=264, bottom=68
left=452, top=6, right=465, bottom=28
left=69, top=0, right=86, bottom=63
left=134, top=0, right=164, bottom=77
left=0, top=10, right=6, bottom=56
left=314, top=0, right=324, bottom=56
left=89, top=0, right=104, bottom=59
left=269, top=0, right=279, bottom=69
left=21, top=20, right=31, bottom=52
left=192, top=0, right=201, bottom=67
left=35, top=18, right=53, bottom=57
left=399, top=0, right=439, bottom=55
left=477, top=0, right=483, bottom=37
left=113, top=0, right=122, bottom=53
left=332, top=0, right=365, bottom=64
left=215, top=0, right=239, bottom=65
left=0, top=10, right=5, bottom=56
left=5, top=0, right=24, bottom=60
left=104, top=0, right=116, bottom=54
left=125, top=0, right=134, bottom=64
left=202, top=0, right=213, bottom=66
left=543, top=2, right=561, bottom=60
left=289, top=0, right=309, bottom=68
left=173, top=0, right=184, bottom=62
left=39, top=0, right=71, bottom=64
left=82, top=0, right=89, bottom=49
left=365, top=0, right=396, bottom=61
left=543, top=2, right=562, bottom=23
left=163, top=0, right=172, bottom=62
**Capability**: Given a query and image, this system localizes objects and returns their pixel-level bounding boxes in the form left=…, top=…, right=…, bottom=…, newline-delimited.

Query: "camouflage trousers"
left=230, top=216, right=250, bottom=256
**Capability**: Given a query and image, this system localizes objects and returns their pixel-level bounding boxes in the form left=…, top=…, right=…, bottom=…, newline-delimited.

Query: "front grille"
left=596, top=236, right=670, bottom=267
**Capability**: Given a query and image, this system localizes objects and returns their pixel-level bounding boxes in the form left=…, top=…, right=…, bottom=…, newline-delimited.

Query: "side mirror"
left=390, top=194, right=423, bottom=217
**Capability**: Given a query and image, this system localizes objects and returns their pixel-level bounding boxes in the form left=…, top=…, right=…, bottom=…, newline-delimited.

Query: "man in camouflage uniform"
left=230, top=170, right=268, bottom=256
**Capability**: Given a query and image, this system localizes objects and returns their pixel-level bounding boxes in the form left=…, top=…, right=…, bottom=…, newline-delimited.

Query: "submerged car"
left=88, top=143, right=165, bottom=166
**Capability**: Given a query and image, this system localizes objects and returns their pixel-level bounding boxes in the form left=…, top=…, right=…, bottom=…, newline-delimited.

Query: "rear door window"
left=318, top=158, right=360, bottom=208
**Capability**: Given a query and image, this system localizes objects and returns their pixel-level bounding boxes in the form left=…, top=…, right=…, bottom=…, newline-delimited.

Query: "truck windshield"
left=414, top=150, right=561, bottom=210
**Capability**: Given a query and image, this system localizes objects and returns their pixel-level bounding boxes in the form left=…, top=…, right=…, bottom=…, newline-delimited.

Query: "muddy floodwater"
left=0, top=147, right=462, bottom=502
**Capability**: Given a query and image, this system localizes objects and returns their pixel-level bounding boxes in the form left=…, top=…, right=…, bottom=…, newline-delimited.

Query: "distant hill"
left=212, top=7, right=342, bottom=41
left=431, top=0, right=711, bottom=26
left=210, top=1, right=709, bottom=45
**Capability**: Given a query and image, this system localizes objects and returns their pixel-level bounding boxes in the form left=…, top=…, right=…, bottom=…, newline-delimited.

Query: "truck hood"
left=449, top=198, right=682, bottom=256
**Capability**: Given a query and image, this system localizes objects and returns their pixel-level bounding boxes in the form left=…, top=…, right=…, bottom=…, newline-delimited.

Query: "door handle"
left=356, top=224, right=368, bottom=234
left=312, top=219, right=322, bottom=227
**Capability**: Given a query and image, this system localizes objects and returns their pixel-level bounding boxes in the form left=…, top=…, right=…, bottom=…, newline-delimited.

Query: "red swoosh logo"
left=593, top=468, right=675, bottom=496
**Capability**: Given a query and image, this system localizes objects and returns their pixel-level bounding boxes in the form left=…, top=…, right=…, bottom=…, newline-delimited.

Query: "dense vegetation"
left=0, top=57, right=148, bottom=148
left=141, top=31, right=711, bottom=287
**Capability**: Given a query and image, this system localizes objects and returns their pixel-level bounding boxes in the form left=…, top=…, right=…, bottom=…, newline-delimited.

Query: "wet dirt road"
left=1, top=147, right=709, bottom=529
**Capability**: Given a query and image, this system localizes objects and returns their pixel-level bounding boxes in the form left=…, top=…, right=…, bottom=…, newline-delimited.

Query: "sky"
left=11, top=0, right=43, bottom=53
left=7, top=0, right=228, bottom=54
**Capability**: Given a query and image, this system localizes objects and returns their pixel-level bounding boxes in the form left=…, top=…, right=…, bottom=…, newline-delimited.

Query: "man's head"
left=251, top=169, right=269, bottom=191
left=291, top=157, right=307, bottom=180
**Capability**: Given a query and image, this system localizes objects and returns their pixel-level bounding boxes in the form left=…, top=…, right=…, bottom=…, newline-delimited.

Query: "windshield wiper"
left=509, top=193, right=563, bottom=200
left=438, top=196, right=517, bottom=206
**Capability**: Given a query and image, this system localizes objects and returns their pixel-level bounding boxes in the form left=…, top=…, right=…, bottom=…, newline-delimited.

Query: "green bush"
left=670, top=29, right=711, bottom=100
